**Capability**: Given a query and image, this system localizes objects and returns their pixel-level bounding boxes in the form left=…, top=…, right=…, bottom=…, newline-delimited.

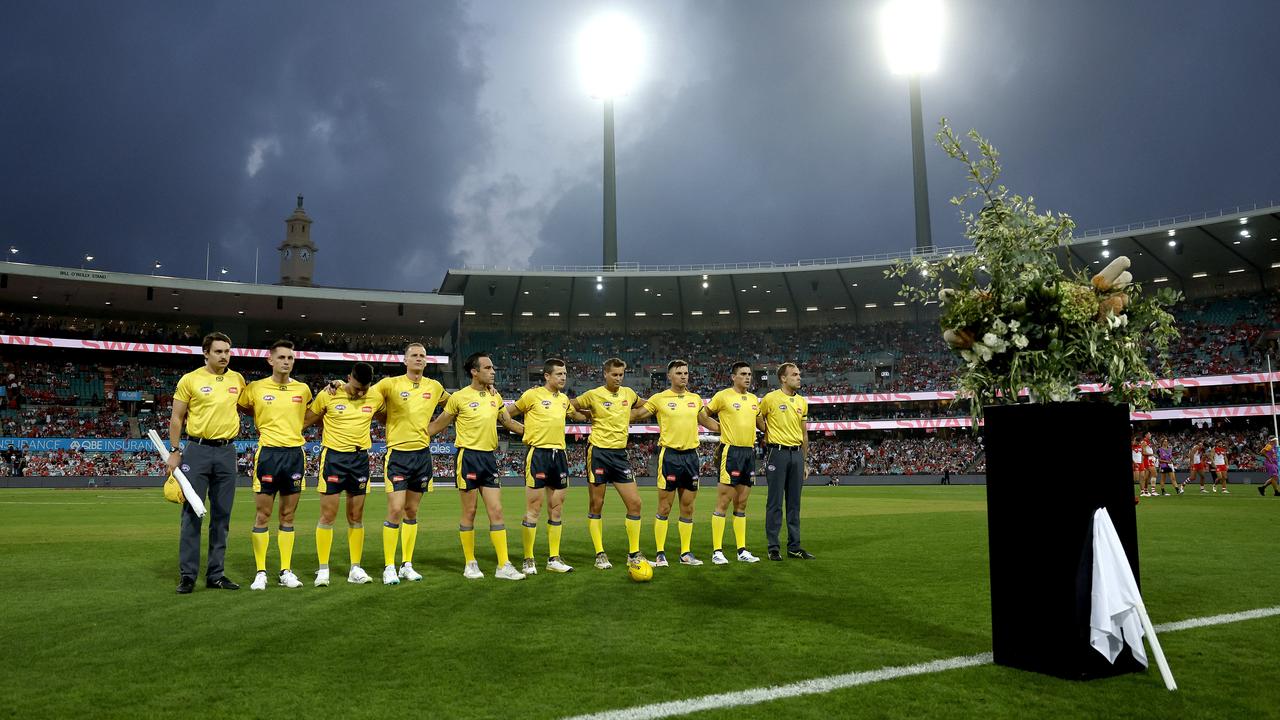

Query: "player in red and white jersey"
left=1132, top=438, right=1148, bottom=497
left=1188, top=441, right=1209, bottom=493
left=1212, top=442, right=1229, bottom=494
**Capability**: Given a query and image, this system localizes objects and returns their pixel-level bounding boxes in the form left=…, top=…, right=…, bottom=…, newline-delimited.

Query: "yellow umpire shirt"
left=174, top=367, right=247, bottom=440
left=514, top=386, right=573, bottom=449
left=707, top=388, right=760, bottom=448
left=444, top=386, right=504, bottom=452
left=643, top=389, right=703, bottom=451
left=309, top=388, right=381, bottom=451
left=577, top=385, right=639, bottom=450
left=758, top=390, right=808, bottom=447
left=368, top=375, right=449, bottom=451
left=238, top=378, right=312, bottom=447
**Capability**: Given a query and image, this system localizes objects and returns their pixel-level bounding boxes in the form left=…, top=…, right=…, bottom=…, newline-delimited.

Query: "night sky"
left=3, top=0, right=1277, bottom=290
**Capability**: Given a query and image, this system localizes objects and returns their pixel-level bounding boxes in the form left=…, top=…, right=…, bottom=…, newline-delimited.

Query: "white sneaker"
left=1212, top=487, right=1218, bottom=493
left=462, top=561, right=484, bottom=580
left=398, top=563, right=423, bottom=582
left=1177, top=487, right=1185, bottom=495
left=680, top=552, right=704, bottom=566
left=278, top=569, right=303, bottom=588
left=250, top=571, right=268, bottom=591
left=348, top=566, right=373, bottom=584
left=1200, top=488, right=1209, bottom=493
left=594, top=552, right=612, bottom=570
left=1222, top=489, right=1230, bottom=494
left=711, top=550, right=729, bottom=565
left=382, top=565, right=400, bottom=585
left=737, top=549, right=761, bottom=563
left=522, top=558, right=538, bottom=576
left=314, top=568, right=330, bottom=587
left=495, top=562, right=526, bottom=581
left=652, top=551, right=669, bottom=568
left=546, top=556, right=574, bottom=573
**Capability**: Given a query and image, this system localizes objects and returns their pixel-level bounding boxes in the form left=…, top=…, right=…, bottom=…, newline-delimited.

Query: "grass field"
left=1, top=485, right=1277, bottom=719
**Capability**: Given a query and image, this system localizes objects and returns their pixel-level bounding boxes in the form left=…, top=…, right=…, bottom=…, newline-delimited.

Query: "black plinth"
left=985, top=402, right=1145, bottom=680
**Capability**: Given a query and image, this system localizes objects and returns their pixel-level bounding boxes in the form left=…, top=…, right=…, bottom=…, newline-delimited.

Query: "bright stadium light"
left=881, top=0, right=944, bottom=76
left=579, top=12, right=644, bottom=99
left=7, top=246, right=17, bottom=255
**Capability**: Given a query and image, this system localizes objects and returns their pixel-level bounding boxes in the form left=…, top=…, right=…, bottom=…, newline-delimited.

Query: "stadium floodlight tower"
left=579, top=11, right=644, bottom=271
left=881, top=0, right=944, bottom=254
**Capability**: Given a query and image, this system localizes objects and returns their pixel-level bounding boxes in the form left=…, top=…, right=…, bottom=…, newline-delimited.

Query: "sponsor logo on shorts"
left=393, top=475, right=404, bottom=482
left=263, top=395, right=276, bottom=402
left=466, top=472, right=477, bottom=480
left=291, top=473, right=302, bottom=480
left=262, top=474, right=273, bottom=482
left=767, top=465, right=776, bottom=471
left=594, top=468, right=605, bottom=475
left=535, top=472, right=546, bottom=479
left=666, top=475, right=677, bottom=481
left=180, top=464, right=190, bottom=472
left=730, top=471, right=740, bottom=477
left=327, top=475, right=339, bottom=481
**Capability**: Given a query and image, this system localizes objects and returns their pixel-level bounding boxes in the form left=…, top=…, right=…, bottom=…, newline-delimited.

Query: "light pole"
left=881, top=0, right=944, bottom=254
left=579, top=12, right=643, bottom=271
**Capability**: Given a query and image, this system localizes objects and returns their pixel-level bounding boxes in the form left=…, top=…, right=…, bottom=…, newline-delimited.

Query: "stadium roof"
left=440, top=204, right=1280, bottom=324
left=0, top=261, right=461, bottom=335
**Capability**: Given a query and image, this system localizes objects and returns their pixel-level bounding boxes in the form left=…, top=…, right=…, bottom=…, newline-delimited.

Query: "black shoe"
left=176, top=576, right=195, bottom=594
left=206, top=576, right=240, bottom=590
left=1260, top=486, right=1267, bottom=496
left=788, top=549, right=816, bottom=560
left=767, top=548, right=783, bottom=561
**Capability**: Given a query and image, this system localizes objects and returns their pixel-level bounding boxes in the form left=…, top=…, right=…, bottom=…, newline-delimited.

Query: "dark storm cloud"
left=2, top=1, right=1278, bottom=284
left=0, top=1, right=485, bottom=288
left=534, top=0, right=1280, bottom=267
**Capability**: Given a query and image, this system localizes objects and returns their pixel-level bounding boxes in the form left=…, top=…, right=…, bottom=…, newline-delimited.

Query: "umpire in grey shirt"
left=166, top=332, right=247, bottom=593
left=757, top=362, right=814, bottom=561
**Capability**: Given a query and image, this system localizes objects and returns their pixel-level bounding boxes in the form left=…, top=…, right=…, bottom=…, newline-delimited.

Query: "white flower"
left=990, top=318, right=1008, bottom=335
left=1105, top=312, right=1129, bottom=329
left=982, top=333, right=1009, bottom=354
left=973, top=343, right=993, bottom=362
left=1008, top=320, right=1020, bottom=332
left=1012, top=334, right=1029, bottom=349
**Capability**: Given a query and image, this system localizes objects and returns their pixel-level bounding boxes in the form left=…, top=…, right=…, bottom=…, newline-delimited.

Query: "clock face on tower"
left=300, top=249, right=311, bottom=261
left=284, top=248, right=292, bottom=259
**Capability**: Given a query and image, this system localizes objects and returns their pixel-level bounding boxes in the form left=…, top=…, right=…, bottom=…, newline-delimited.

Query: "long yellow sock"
left=588, top=514, right=604, bottom=554
left=382, top=522, right=399, bottom=566
left=654, top=515, right=669, bottom=553
left=625, top=515, right=641, bottom=554
left=548, top=520, right=563, bottom=558
left=348, top=525, right=365, bottom=566
left=316, top=523, right=334, bottom=567
left=459, top=526, right=476, bottom=563
left=521, top=521, right=537, bottom=560
left=733, top=512, right=747, bottom=551
left=278, top=526, right=296, bottom=571
left=400, top=519, right=419, bottom=565
left=251, top=527, right=269, bottom=572
left=491, top=526, right=510, bottom=566
left=678, top=517, right=693, bottom=554
left=711, top=512, right=726, bottom=552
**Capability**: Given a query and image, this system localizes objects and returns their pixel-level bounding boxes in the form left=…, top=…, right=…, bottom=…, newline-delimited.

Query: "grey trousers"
left=178, top=442, right=237, bottom=580
left=764, top=447, right=804, bottom=551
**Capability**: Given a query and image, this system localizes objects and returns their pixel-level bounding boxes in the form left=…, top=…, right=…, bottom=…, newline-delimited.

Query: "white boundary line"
left=564, top=605, right=1280, bottom=720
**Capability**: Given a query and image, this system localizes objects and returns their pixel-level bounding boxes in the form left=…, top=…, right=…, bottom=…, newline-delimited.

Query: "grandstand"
left=1, top=205, right=1277, bottom=485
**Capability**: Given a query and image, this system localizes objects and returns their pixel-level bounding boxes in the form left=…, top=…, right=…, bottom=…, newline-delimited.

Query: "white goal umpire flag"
left=1089, top=507, right=1176, bottom=690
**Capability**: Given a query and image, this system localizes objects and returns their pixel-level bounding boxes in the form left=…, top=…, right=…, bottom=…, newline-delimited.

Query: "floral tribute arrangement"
left=886, top=120, right=1182, bottom=417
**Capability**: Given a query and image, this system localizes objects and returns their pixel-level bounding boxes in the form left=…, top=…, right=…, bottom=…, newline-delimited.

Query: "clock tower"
left=279, top=194, right=317, bottom=286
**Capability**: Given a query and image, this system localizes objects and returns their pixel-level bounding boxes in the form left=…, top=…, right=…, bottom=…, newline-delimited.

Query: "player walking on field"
left=239, top=339, right=313, bottom=590
left=573, top=358, right=647, bottom=572
left=1212, top=441, right=1230, bottom=494
left=426, top=352, right=527, bottom=581
left=307, top=362, right=382, bottom=586
left=364, top=343, right=450, bottom=585
left=630, top=360, right=720, bottom=567
left=508, top=358, right=589, bottom=575
left=705, top=362, right=762, bottom=565
left=1189, top=441, right=1209, bottom=493
left=1258, top=437, right=1278, bottom=497
left=168, top=332, right=246, bottom=594
left=1155, top=439, right=1181, bottom=496
left=758, top=362, right=813, bottom=561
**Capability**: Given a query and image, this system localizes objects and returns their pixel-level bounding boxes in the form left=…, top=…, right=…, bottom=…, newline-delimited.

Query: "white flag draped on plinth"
left=1089, top=507, right=1176, bottom=690
left=147, top=430, right=207, bottom=517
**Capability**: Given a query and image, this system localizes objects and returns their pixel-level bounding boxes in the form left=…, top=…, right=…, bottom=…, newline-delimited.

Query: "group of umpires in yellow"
left=166, top=332, right=813, bottom=593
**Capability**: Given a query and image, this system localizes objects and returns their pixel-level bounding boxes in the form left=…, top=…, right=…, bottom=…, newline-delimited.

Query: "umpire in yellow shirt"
left=757, top=362, right=813, bottom=561
left=167, top=332, right=247, bottom=593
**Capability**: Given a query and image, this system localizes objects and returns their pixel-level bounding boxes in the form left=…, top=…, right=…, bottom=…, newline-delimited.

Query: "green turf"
left=0, top=485, right=1276, bottom=719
